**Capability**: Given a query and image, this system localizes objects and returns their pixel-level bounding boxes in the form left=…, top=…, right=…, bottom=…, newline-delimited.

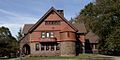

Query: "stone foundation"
left=60, top=42, right=76, bottom=56
left=30, top=42, right=60, bottom=56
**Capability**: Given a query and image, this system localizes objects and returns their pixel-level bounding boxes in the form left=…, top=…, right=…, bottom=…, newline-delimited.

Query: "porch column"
left=82, top=42, right=85, bottom=54
left=92, top=44, right=98, bottom=54
left=93, top=44, right=96, bottom=50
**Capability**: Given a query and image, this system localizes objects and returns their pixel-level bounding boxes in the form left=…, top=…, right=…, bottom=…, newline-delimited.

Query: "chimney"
left=57, top=10, right=64, bottom=17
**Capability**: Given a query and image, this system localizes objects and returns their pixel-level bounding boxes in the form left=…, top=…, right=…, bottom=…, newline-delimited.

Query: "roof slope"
left=22, top=24, right=34, bottom=34
left=28, top=7, right=78, bottom=33
left=85, top=31, right=99, bottom=43
left=73, top=23, right=87, bottom=33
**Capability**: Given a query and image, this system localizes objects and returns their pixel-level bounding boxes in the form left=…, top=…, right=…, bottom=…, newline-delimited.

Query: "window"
left=41, top=32, right=54, bottom=38
left=56, top=44, right=60, bottom=50
left=50, top=32, right=54, bottom=38
left=46, top=45, right=49, bottom=50
left=41, top=32, right=45, bottom=38
left=51, top=45, right=54, bottom=51
left=46, top=32, right=50, bottom=38
left=45, top=21, right=60, bottom=25
left=40, top=43, right=60, bottom=51
left=36, top=43, right=39, bottom=51
left=41, top=44, right=44, bottom=51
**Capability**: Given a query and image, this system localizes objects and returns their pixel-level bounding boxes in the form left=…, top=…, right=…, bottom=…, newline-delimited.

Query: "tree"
left=74, top=0, right=120, bottom=55
left=0, top=26, right=19, bottom=57
left=16, top=27, right=22, bottom=41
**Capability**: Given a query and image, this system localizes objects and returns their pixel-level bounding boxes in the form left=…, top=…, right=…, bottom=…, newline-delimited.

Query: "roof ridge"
left=28, top=7, right=78, bottom=33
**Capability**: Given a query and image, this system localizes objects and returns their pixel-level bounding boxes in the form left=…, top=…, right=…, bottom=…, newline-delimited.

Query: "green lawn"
left=23, top=54, right=113, bottom=60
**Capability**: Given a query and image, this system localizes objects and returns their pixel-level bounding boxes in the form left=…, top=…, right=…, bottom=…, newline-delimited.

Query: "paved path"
left=8, top=58, right=21, bottom=60
left=98, top=55, right=120, bottom=60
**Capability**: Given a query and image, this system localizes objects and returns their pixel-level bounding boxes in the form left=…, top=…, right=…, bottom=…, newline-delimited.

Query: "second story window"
left=45, top=21, right=60, bottom=25
left=46, top=32, right=50, bottom=38
left=50, top=32, right=54, bottom=38
left=41, top=32, right=45, bottom=38
left=41, top=32, right=54, bottom=38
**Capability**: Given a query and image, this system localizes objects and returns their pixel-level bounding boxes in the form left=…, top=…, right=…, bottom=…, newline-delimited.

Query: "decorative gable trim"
left=19, top=7, right=78, bottom=42
left=28, top=7, right=78, bottom=33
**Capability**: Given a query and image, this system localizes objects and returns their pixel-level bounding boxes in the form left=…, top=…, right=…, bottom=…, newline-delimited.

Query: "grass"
left=23, top=54, right=113, bottom=60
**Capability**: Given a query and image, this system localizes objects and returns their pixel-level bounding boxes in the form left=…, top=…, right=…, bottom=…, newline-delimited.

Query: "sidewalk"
left=8, top=57, right=21, bottom=60
left=98, top=54, right=120, bottom=60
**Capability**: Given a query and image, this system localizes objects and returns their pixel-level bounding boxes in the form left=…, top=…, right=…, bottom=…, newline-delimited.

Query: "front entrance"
left=22, top=44, right=30, bottom=55
left=85, top=39, right=92, bottom=53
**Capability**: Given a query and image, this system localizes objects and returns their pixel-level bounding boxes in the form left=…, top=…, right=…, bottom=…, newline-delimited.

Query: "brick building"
left=19, top=7, right=99, bottom=56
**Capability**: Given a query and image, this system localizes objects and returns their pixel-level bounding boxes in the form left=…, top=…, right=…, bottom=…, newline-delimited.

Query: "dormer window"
left=45, top=21, right=60, bottom=25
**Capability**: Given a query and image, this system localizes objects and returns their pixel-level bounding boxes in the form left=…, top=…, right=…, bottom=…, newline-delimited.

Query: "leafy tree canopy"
left=0, top=26, right=19, bottom=57
left=74, top=0, right=120, bottom=55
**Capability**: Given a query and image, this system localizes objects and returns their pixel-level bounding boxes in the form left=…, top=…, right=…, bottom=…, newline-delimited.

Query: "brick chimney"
left=57, top=10, right=64, bottom=17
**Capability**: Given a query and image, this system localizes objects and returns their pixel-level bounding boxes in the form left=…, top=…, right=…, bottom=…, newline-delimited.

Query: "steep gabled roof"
left=28, top=7, right=78, bottom=33
left=85, top=31, right=99, bottom=43
left=73, top=23, right=87, bottom=33
left=22, top=24, right=34, bottom=34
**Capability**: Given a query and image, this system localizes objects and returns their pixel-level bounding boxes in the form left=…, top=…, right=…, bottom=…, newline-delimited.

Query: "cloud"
left=0, top=24, right=23, bottom=37
left=0, top=8, right=19, bottom=17
left=0, top=9, right=39, bottom=37
left=0, top=24, right=23, bottom=28
left=0, top=8, right=39, bottom=23
left=0, top=0, right=92, bottom=37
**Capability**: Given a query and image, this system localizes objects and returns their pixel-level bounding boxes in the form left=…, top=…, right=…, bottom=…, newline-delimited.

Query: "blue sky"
left=0, top=0, right=92, bottom=37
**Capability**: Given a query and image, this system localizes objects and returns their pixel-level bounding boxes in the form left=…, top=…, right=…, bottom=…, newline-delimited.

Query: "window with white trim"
left=50, top=32, right=54, bottom=38
left=41, top=32, right=45, bottom=38
left=41, top=32, right=54, bottom=38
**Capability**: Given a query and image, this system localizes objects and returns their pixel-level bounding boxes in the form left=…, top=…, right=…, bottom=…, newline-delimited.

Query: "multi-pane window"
left=41, top=44, right=44, bottom=51
left=46, top=32, right=50, bottom=38
left=45, top=21, right=60, bottom=25
left=41, top=32, right=45, bottom=38
left=46, top=45, right=49, bottom=50
left=56, top=44, right=60, bottom=50
left=36, top=43, right=39, bottom=51
left=51, top=45, right=54, bottom=51
left=41, top=32, right=54, bottom=38
left=40, top=43, right=60, bottom=51
left=50, top=32, right=54, bottom=38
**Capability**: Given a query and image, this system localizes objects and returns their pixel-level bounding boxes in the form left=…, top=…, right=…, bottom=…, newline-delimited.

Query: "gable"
left=45, top=11, right=62, bottom=21
left=34, top=11, right=75, bottom=32
left=28, top=7, right=78, bottom=33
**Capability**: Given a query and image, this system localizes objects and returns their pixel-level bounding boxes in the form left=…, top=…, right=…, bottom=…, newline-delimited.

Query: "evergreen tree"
left=16, top=27, right=22, bottom=41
